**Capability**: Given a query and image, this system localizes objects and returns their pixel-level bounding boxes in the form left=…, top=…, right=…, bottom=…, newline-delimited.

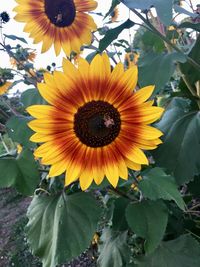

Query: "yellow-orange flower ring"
left=27, top=54, right=164, bottom=190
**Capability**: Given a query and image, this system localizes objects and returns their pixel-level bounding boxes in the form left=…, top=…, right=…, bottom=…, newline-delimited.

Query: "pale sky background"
left=0, top=0, right=199, bottom=92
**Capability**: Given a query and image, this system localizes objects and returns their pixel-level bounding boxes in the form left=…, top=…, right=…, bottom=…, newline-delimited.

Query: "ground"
left=0, top=188, right=97, bottom=267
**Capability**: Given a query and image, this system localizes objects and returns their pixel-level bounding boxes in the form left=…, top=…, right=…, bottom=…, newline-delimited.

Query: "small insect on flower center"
left=74, top=100, right=121, bottom=148
left=44, top=0, right=76, bottom=27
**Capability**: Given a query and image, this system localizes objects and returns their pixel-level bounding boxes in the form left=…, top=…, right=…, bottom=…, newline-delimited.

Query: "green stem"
left=129, top=8, right=200, bottom=71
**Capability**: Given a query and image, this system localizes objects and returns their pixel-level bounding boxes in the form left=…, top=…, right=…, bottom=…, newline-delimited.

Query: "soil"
left=0, top=188, right=97, bottom=267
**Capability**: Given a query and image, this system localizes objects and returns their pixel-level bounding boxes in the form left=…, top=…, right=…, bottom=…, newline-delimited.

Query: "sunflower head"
left=14, top=0, right=98, bottom=56
left=27, top=54, right=164, bottom=191
left=110, top=7, right=119, bottom=23
left=124, top=52, right=139, bottom=69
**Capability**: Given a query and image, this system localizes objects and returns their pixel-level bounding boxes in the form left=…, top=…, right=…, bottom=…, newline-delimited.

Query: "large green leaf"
left=138, top=52, right=186, bottom=93
left=6, top=116, right=35, bottom=148
left=154, top=111, right=200, bottom=185
left=136, top=235, right=200, bottom=267
left=180, top=36, right=200, bottom=86
left=155, top=97, right=190, bottom=133
left=122, top=0, right=173, bottom=25
left=126, top=200, right=168, bottom=254
left=26, top=192, right=101, bottom=267
left=0, top=149, right=40, bottom=195
left=97, top=229, right=130, bottom=267
left=21, top=88, right=46, bottom=108
left=99, top=19, right=135, bottom=52
left=139, top=168, right=185, bottom=210
left=112, top=197, right=129, bottom=231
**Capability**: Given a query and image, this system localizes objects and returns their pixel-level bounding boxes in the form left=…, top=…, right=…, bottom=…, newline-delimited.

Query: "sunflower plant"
left=0, top=0, right=200, bottom=266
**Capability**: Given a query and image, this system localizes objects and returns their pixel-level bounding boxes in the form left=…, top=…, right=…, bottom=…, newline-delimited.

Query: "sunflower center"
left=44, top=0, right=76, bottom=27
left=74, top=100, right=121, bottom=148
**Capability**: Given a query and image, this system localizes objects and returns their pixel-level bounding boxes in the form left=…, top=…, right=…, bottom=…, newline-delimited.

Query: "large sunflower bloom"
left=27, top=54, right=164, bottom=190
left=14, top=0, right=97, bottom=56
left=0, top=81, right=12, bottom=95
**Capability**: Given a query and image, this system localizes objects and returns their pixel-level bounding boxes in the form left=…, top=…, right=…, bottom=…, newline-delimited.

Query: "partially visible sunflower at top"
left=27, top=53, right=164, bottom=191
left=14, top=0, right=97, bottom=56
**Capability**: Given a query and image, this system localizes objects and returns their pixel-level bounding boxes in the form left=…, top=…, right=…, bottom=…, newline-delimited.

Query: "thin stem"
left=0, top=106, right=10, bottom=119
left=0, top=133, right=10, bottom=153
left=1, top=97, right=19, bottom=116
left=109, top=187, right=138, bottom=201
left=129, top=8, right=200, bottom=71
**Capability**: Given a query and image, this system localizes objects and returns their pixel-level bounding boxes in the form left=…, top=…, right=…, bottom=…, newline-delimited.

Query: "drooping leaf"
left=136, top=235, right=200, bottom=267
left=138, top=52, right=186, bottom=93
left=180, top=36, right=200, bottom=86
left=154, top=111, right=200, bottom=185
left=178, top=22, right=200, bottom=32
left=104, top=0, right=120, bottom=19
left=126, top=200, right=168, bottom=254
left=6, top=116, right=35, bottom=148
left=112, top=197, right=129, bottom=231
left=26, top=192, right=101, bottom=267
left=0, top=149, right=40, bottom=195
left=139, top=168, right=185, bottom=210
left=99, top=19, right=135, bottom=52
left=21, top=88, right=46, bottom=108
left=122, top=0, right=173, bottom=25
left=4, top=34, right=28, bottom=44
left=174, top=4, right=198, bottom=18
left=97, top=229, right=130, bottom=267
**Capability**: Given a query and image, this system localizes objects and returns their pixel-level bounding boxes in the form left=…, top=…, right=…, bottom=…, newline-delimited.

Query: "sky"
left=0, top=0, right=199, bottom=92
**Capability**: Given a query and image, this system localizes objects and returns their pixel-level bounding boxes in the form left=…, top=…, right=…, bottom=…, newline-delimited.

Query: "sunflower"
left=0, top=81, right=12, bottom=95
left=124, top=52, right=139, bottom=69
left=27, top=54, right=164, bottom=190
left=14, top=0, right=97, bottom=56
left=110, top=7, right=119, bottom=23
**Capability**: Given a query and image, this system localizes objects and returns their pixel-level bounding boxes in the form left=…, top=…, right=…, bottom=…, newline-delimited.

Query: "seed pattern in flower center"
left=74, top=100, right=121, bottom=148
left=44, top=0, right=76, bottom=27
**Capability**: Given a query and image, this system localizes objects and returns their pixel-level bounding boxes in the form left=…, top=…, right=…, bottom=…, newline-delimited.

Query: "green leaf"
left=122, top=0, right=173, bottom=25
left=178, top=22, right=200, bottom=32
left=187, top=175, right=200, bottom=197
left=0, top=149, right=40, bottom=195
left=99, top=19, right=135, bottom=52
left=139, top=168, right=185, bottom=210
left=138, top=52, right=186, bottom=93
left=6, top=116, right=35, bottom=148
left=26, top=192, right=101, bottom=267
left=104, top=0, right=120, bottom=19
left=136, top=235, right=200, bottom=267
left=4, top=34, right=28, bottom=44
left=180, top=36, right=200, bottom=86
left=126, top=200, right=168, bottom=254
left=174, top=4, right=198, bottom=18
left=97, top=229, right=130, bottom=267
left=21, top=88, right=46, bottom=108
left=141, top=30, right=165, bottom=53
left=112, top=197, right=129, bottom=231
left=154, top=111, right=200, bottom=185
left=155, top=97, right=190, bottom=133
